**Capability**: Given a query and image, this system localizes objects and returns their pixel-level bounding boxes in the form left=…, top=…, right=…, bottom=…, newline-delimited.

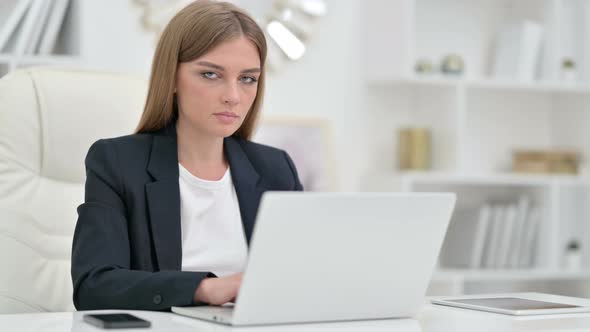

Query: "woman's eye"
left=202, top=72, right=219, bottom=79
left=240, top=76, right=258, bottom=84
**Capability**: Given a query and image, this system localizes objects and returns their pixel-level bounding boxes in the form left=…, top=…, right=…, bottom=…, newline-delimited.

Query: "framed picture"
left=253, top=115, right=337, bottom=191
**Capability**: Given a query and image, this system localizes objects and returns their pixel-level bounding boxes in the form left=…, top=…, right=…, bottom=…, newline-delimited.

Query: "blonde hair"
left=136, top=0, right=267, bottom=140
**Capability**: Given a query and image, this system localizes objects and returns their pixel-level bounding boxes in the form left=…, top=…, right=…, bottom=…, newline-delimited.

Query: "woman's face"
left=175, top=37, right=261, bottom=138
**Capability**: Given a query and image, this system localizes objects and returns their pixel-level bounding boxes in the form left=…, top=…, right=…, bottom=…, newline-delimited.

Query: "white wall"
left=77, top=0, right=374, bottom=191
left=264, top=0, right=370, bottom=191
left=75, top=0, right=154, bottom=76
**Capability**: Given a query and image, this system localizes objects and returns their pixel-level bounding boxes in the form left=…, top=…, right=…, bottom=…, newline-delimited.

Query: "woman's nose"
left=222, top=82, right=240, bottom=106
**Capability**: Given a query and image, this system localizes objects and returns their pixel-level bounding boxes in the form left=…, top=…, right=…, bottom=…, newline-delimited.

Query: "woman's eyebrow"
left=195, top=61, right=260, bottom=74
left=195, top=61, right=225, bottom=71
left=241, top=68, right=261, bottom=74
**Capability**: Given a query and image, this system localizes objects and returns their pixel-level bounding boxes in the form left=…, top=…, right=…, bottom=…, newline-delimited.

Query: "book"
left=12, top=0, right=46, bottom=56
left=469, top=204, right=491, bottom=269
left=24, top=0, right=53, bottom=54
left=519, top=206, right=541, bottom=267
left=38, top=0, right=69, bottom=54
left=497, top=204, right=517, bottom=269
left=492, top=20, right=543, bottom=82
left=0, top=0, right=33, bottom=52
left=508, top=196, right=531, bottom=268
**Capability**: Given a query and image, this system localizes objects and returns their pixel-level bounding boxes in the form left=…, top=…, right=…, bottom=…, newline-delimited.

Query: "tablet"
left=431, top=297, right=590, bottom=315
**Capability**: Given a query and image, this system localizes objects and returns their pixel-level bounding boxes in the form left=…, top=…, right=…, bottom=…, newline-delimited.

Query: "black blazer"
left=71, top=123, right=303, bottom=311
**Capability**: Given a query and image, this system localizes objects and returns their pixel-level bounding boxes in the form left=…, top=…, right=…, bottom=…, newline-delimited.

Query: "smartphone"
left=83, top=313, right=151, bottom=329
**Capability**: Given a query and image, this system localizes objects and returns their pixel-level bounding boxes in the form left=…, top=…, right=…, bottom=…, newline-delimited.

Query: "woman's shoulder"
left=91, top=132, right=154, bottom=149
left=230, top=136, right=296, bottom=172
left=230, top=137, right=301, bottom=190
left=231, top=136, right=287, bottom=159
left=85, top=133, right=155, bottom=165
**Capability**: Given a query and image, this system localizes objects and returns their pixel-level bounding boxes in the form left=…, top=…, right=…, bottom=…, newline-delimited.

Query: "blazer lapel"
left=144, top=128, right=268, bottom=271
left=224, top=137, right=268, bottom=245
left=145, top=124, right=182, bottom=271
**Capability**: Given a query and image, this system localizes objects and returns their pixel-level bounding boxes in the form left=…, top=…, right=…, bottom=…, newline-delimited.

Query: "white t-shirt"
left=178, top=163, right=248, bottom=277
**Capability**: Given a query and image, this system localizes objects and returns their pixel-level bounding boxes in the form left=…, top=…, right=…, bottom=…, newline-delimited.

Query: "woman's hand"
left=194, top=272, right=243, bottom=305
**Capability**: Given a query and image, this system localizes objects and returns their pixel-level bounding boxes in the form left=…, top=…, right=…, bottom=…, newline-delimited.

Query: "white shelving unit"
left=431, top=268, right=590, bottom=296
left=436, top=269, right=590, bottom=282
left=6, top=0, right=165, bottom=78
left=364, top=0, right=590, bottom=296
left=0, top=0, right=150, bottom=78
left=372, top=76, right=590, bottom=95
left=0, top=0, right=85, bottom=77
left=0, top=54, right=82, bottom=73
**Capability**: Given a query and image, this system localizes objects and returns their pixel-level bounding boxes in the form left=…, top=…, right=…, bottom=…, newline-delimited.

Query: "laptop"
left=172, top=192, right=456, bottom=326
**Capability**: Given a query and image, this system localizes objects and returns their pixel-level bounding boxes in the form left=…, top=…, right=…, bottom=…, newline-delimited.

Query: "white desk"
left=3, top=293, right=590, bottom=332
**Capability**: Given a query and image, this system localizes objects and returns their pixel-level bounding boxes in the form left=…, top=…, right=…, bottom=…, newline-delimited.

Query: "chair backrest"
left=0, top=68, right=147, bottom=313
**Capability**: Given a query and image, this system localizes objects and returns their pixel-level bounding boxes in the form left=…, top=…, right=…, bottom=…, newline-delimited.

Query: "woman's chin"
left=214, top=126, right=240, bottom=138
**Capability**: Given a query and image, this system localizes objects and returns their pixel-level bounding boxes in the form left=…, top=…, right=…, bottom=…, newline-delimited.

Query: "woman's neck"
left=176, top=121, right=228, bottom=181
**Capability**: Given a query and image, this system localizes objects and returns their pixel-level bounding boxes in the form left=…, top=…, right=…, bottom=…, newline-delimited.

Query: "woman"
left=71, top=0, right=303, bottom=311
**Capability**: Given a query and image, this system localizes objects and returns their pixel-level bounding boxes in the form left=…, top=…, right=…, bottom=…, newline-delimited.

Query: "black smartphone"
left=83, top=313, right=151, bottom=329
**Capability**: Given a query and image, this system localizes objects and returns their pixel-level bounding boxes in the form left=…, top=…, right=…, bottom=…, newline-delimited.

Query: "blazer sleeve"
left=283, top=150, right=304, bottom=191
left=71, top=139, right=211, bottom=311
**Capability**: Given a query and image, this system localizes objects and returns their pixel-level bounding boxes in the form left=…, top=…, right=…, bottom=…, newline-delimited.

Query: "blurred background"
left=2, top=0, right=590, bottom=306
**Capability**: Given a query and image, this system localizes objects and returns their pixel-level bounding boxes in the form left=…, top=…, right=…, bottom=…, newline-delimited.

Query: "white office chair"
left=0, top=68, right=146, bottom=313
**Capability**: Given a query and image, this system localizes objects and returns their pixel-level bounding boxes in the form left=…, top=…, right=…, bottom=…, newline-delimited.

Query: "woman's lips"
left=214, top=112, right=239, bottom=124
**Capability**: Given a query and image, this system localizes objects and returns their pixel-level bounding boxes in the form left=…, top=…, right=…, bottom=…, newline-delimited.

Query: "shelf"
left=366, top=0, right=590, bottom=296
left=399, top=171, right=590, bottom=187
left=17, top=55, right=82, bottom=67
left=369, top=75, right=461, bottom=89
left=0, top=54, right=82, bottom=69
left=370, top=76, right=590, bottom=95
left=0, top=53, right=13, bottom=63
left=434, top=269, right=590, bottom=282
left=468, top=79, right=590, bottom=94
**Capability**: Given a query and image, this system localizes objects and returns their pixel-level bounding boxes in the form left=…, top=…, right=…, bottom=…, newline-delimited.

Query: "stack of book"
left=513, top=150, right=579, bottom=175
left=440, top=195, right=541, bottom=270
left=0, top=0, right=70, bottom=55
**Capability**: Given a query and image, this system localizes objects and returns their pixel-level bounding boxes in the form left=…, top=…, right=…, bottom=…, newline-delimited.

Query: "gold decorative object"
left=440, top=54, right=464, bottom=75
left=398, top=128, right=431, bottom=170
left=415, top=59, right=434, bottom=74
left=512, top=150, right=579, bottom=174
